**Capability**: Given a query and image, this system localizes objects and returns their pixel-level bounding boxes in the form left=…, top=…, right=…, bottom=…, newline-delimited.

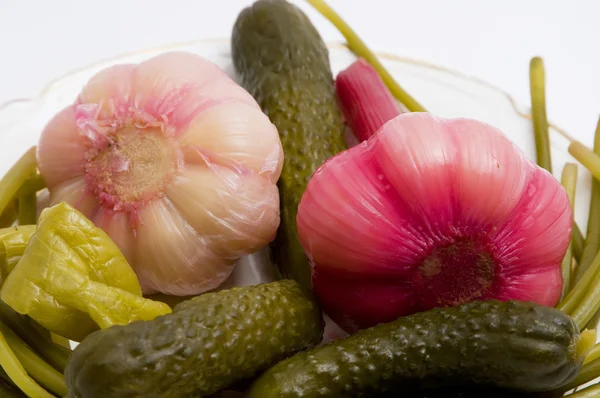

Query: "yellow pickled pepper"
left=0, top=202, right=171, bottom=341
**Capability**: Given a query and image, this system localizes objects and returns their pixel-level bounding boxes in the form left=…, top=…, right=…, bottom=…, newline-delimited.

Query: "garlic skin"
left=37, top=52, right=283, bottom=296
left=297, top=113, right=572, bottom=333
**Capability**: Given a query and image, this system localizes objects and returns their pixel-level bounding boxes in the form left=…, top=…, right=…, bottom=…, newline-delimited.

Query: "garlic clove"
left=37, top=106, right=88, bottom=188
left=373, top=113, right=457, bottom=226
left=180, top=102, right=282, bottom=182
left=442, top=118, right=530, bottom=225
left=133, top=197, right=233, bottom=296
left=297, top=149, right=424, bottom=275
left=489, top=168, right=571, bottom=307
left=131, top=52, right=229, bottom=134
left=93, top=207, right=136, bottom=266
left=48, top=177, right=100, bottom=221
left=166, top=163, right=279, bottom=259
left=493, top=265, right=562, bottom=306
left=78, top=64, right=136, bottom=118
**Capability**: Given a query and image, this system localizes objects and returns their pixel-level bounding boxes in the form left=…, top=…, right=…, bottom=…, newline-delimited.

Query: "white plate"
left=0, top=39, right=594, bottom=379
left=0, top=39, right=589, bottom=230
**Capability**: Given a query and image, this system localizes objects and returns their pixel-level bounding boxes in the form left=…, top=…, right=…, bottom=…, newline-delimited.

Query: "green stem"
left=573, top=224, right=585, bottom=263
left=0, top=147, right=37, bottom=217
left=0, top=320, right=54, bottom=398
left=584, top=343, right=600, bottom=365
left=306, top=0, right=427, bottom=112
left=0, top=320, right=67, bottom=397
left=567, top=258, right=600, bottom=329
left=560, top=163, right=578, bottom=300
left=577, top=118, right=600, bottom=281
left=0, top=225, right=36, bottom=276
left=529, top=57, right=552, bottom=173
left=0, top=366, right=17, bottom=390
left=0, top=301, right=70, bottom=373
left=569, top=141, right=600, bottom=182
left=557, top=250, right=600, bottom=316
left=15, top=175, right=45, bottom=199
left=0, top=202, right=17, bottom=229
left=17, top=194, right=36, bottom=226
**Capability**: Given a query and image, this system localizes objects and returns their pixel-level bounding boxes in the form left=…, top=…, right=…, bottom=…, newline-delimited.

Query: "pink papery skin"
left=297, top=113, right=571, bottom=333
left=37, top=52, right=283, bottom=296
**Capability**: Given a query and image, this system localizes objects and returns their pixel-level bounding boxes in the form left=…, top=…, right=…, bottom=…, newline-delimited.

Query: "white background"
left=1, top=0, right=599, bottom=144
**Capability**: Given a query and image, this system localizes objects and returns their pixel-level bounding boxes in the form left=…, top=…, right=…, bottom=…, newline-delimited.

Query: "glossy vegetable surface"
left=232, top=0, right=347, bottom=290
left=37, top=51, right=283, bottom=297
left=298, top=113, right=572, bottom=332
left=0, top=202, right=171, bottom=341
left=247, top=300, right=592, bottom=397
left=65, top=280, right=324, bottom=398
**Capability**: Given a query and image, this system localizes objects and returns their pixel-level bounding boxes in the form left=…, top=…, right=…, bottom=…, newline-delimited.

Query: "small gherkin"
left=231, top=0, right=347, bottom=290
left=247, top=300, right=587, bottom=397
left=64, top=280, right=324, bottom=398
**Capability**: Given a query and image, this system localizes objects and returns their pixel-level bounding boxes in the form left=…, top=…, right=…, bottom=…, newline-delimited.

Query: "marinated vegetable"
left=65, top=280, right=324, bottom=398
left=37, top=51, right=283, bottom=296
left=232, top=0, right=347, bottom=290
left=0, top=301, right=69, bottom=372
left=247, top=300, right=593, bottom=397
left=0, top=202, right=171, bottom=341
left=0, top=225, right=35, bottom=283
left=297, top=112, right=572, bottom=332
left=335, top=58, right=403, bottom=143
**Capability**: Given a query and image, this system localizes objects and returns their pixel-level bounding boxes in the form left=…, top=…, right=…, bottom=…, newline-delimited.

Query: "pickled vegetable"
left=65, top=280, right=323, bottom=398
left=298, top=113, right=572, bottom=332
left=0, top=202, right=171, bottom=341
left=247, top=300, right=592, bottom=397
left=37, top=52, right=283, bottom=297
left=232, top=0, right=347, bottom=290
left=0, top=225, right=36, bottom=282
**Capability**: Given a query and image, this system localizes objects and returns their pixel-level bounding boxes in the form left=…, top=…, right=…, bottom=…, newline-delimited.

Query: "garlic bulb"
left=297, top=113, right=572, bottom=333
left=37, top=52, right=283, bottom=296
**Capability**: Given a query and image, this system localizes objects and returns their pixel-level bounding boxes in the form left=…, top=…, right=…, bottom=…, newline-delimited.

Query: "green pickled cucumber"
left=247, top=300, right=589, bottom=397
left=232, top=0, right=347, bottom=290
left=65, top=280, right=324, bottom=398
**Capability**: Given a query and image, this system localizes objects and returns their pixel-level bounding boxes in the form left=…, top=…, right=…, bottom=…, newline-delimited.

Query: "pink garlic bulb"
left=297, top=113, right=572, bottom=333
left=37, top=52, right=283, bottom=296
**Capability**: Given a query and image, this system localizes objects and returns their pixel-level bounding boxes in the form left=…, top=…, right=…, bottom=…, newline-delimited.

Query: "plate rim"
left=0, top=37, right=572, bottom=142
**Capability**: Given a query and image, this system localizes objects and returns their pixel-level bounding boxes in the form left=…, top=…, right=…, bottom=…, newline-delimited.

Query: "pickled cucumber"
left=232, top=0, right=347, bottom=290
left=65, top=280, right=324, bottom=398
left=247, top=300, right=590, bottom=397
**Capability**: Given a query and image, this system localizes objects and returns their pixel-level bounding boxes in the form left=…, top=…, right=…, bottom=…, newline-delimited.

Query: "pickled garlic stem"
left=529, top=57, right=552, bottom=173
left=584, top=343, right=600, bottom=365
left=560, top=163, right=578, bottom=300
left=0, top=301, right=69, bottom=372
left=0, top=322, right=54, bottom=398
left=569, top=141, right=600, bottom=182
left=0, top=321, right=67, bottom=396
left=306, top=0, right=427, bottom=112
left=577, top=117, right=600, bottom=281
left=558, top=250, right=600, bottom=317
left=0, top=147, right=36, bottom=217
left=17, top=194, right=36, bottom=225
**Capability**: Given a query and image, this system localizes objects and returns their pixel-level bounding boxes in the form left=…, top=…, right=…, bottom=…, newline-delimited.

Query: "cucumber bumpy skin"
left=231, top=0, right=347, bottom=290
left=247, top=300, right=587, bottom=397
left=64, top=280, right=324, bottom=398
